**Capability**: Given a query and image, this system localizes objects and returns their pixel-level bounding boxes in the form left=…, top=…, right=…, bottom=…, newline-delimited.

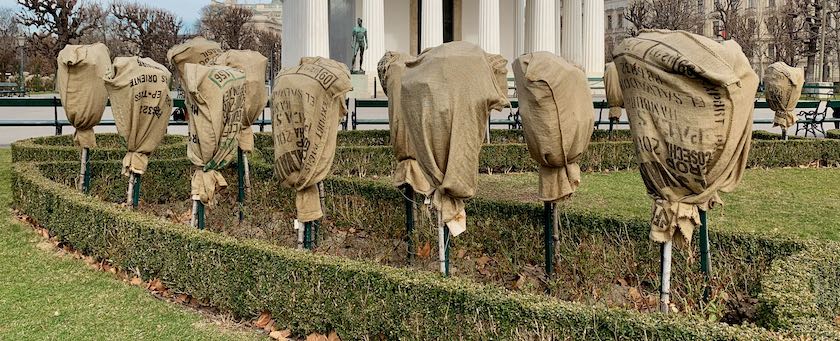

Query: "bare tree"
left=16, top=0, right=106, bottom=63
left=624, top=0, right=705, bottom=36
left=199, top=4, right=255, bottom=50
left=765, top=2, right=808, bottom=67
left=827, top=1, right=840, bottom=81
left=0, top=7, right=20, bottom=79
left=252, top=29, right=281, bottom=76
left=712, top=0, right=759, bottom=58
left=110, top=1, right=181, bottom=64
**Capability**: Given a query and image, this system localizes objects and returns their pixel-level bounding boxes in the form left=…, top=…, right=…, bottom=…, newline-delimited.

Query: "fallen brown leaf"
left=328, top=331, right=341, bottom=341
left=269, top=330, right=291, bottom=340
left=417, top=242, right=431, bottom=259
left=306, top=333, right=328, bottom=341
left=129, top=277, right=143, bottom=286
left=148, top=278, right=166, bottom=292
left=255, top=311, right=272, bottom=329
left=175, top=293, right=189, bottom=304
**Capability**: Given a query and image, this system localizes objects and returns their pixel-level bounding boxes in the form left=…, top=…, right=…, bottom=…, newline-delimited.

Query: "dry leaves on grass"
left=269, top=329, right=291, bottom=340
left=417, top=241, right=431, bottom=259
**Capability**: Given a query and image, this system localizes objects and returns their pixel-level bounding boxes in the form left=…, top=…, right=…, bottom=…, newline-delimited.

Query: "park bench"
left=0, top=82, right=25, bottom=97
left=796, top=101, right=831, bottom=137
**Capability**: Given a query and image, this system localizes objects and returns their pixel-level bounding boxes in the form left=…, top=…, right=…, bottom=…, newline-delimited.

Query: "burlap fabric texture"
left=605, top=62, right=625, bottom=120
left=166, top=37, right=223, bottom=82
left=613, top=30, right=758, bottom=247
left=215, top=50, right=268, bottom=152
left=377, top=51, right=431, bottom=193
left=400, top=41, right=509, bottom=237
left=513, top=52, right=594, bottom=203
left=183, top=63, right=245, bottom=205
left=104, top=56, right=173, bottom=176
left=271, top=57, right=352, bottom=222
left=57, top=43, right=112, bottom=148
left=764, top=62, right=804, bottom=129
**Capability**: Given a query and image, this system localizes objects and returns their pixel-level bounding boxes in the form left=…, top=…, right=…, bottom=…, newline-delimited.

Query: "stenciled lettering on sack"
left=296, top=64, right=337, bottom=90
left=129, top=74, right=159, bottom=87
left=134, top=90, right=163, bottom=102
left=275, top=149, right=305, bottom=179
left=665, top=142, right=712, bottom=177
left=209, top=68, right=245, bottom=88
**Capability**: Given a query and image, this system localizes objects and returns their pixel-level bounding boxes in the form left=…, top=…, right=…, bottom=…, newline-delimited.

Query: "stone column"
left=302, top=0, right=330, bottom=59
left=525, top=0, right=555, bottom=53
left=582, top=0, right=605, bottom=77
left=514, top=0, right=526, bottom=57
left=362, top=0, right=385, bottom=73
left=478, top=0, right=501, bottom=54
left=281, top=0, right=301, bottom=67
left=561, top=0, right=583, bottom=65
left=421, top=0, right=444, bottom=50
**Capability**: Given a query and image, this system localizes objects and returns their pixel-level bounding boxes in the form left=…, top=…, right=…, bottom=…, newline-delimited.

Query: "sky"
left=0, top=0, right=272, bottom=30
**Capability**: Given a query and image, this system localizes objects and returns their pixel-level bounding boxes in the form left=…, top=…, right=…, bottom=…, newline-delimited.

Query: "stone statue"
left=351, top=18, right=368, bottom=73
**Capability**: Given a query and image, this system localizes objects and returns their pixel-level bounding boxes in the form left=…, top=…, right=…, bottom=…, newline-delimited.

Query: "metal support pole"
left=782, top=129, right=788, bottom=141
left=699, top=209, right=711, bottom=301
left=543, top=201, right=555, bottom=276
left=132, top=173, right=141, bottom=208
left=243, top=153, right=251, bottom=195
left=126, top=172, right=134, bottom=206
left=304, top=221, right=314, bottom=250
left=79, top=148, right=90, bottom=193
left=316, top=182, right=326, bottom=247
left=191, top=200, right=205, bottom=230
left=237, top=148, right=245, bottom=222
left=438, top=212, right=450, bottom=276
left=403, top=185, right=415, bottom=263
left=53, top=97, right=60, bottom=135
left=659, top=241, right=673, bottom=314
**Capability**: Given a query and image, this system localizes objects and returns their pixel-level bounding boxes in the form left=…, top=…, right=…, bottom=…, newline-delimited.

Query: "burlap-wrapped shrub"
left=182, top=63, right=245, bottom=205
left=271, top=57, right=352, bottom=222
left=215, top=50, right=268, bottom=152
left=56, top=43, right=112, bottom=148
left=764, top=62, right=804, bottom=129
left=605, top=62, right=625, bottom=121
left=613, top=30, right=758, bottom=247
left=377, top=51, right=430, bottom=193
left=400, top=41, right=508, bottom=236
left=104, top=56, right=173, bottom=175
left=513, top=52, right=594, bottom=203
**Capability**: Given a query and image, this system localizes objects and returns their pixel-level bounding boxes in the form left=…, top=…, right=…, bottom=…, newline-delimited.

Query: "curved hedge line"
left=11, top=134, right=187, bottom=163
left=12, top=159, right=793, bottom=340
left=11, top=155, right=840, bottom=339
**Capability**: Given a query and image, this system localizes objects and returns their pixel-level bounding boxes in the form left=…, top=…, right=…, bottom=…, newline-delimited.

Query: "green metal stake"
left=304, top=221, right=313, bottom=250
left=197, top=201, right=205, bottom=230
left=543, top=201, right=555, bottom=276
left=80, top=148, right=91, bottom=194
left=437, top=212, right=449, bottom=277
left=403, top=185, right=415, bottom=263
left=131, top=173, right=141, bottom=208
left=237, top=148, right=245, bottom=222
left=699, top=209, right=711, bottom=301
left=444, top=225, right=450, bottom=277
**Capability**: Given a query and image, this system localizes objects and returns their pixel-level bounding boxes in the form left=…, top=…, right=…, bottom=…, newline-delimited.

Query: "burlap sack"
left=605, top=62, right=624, bottom=120
left=57, top=43, right=111, bottom=148
left=401, top=41, right=509, bottom=236
left=377, top=51, right=431, bottom=193
left=216, top=50, right=268, bottom=152
left=513, top=52, right=594, bottom=203
left=104, top=57, right=173, bottom=176
left=166, top=36, right=223, bottom=85
left=613, top=30, right=758, bottom=247
left=183, top=63, right=245, bottom=205
left=271, top=57, right=352, bottom=222
left=764, top=62, right=804, bottom=129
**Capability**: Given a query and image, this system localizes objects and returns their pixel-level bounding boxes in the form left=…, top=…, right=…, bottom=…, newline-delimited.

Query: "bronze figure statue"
left=351, top=18, right=368, bottom=73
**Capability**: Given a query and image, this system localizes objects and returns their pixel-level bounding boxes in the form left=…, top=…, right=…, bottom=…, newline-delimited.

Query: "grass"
left=0, top=148, right=266, bottom=340
left=477, top=167, right=840, bottom=241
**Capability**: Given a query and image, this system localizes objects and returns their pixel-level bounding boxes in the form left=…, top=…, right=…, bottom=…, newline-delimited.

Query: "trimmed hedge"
left=13, top=156, right=840, bottom=339
left=827, top=129, right=840, bottom=140
left=11, top=134, right=187, bottom=163
left=13, top=160, right=794, bottom=340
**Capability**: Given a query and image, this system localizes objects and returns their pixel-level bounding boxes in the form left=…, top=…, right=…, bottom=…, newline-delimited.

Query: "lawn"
left=477, top=167, right=840, bottom=241
left=0, top=148, right=265, bottom=340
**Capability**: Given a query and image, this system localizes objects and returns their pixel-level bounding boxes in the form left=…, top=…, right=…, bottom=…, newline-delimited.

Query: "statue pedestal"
left=349, top=74, right=370, bottom=99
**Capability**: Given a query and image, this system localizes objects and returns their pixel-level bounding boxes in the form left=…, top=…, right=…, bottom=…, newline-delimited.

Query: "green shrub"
left=11, top=134, right=186, bottom=163
left=827, top=129, right=840, bottom=140
left=13, top=160, right=800, bottom=340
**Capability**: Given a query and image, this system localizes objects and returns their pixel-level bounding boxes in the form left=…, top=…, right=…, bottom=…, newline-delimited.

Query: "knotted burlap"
left=401, top=41, right=509, bottom=236
left=513, top=52, right=594, bottom=203
left=605, top=62, right=624, bottom=120
left=105, top=57, right=173, bottom=176
left=167, top=36, right=223, bottom=85
left=57, top=43, right=111, bottom=148
left=764, top=62, right=804, bottom=129
left=183, top=63, right=245, bottom=205
left=216, top=50, right=268, bottom=152
left=377, top=51, right=431, bottom=193
left=613, top=30, right=758, bottom=247
left=271, top=57, right=352, bottom=222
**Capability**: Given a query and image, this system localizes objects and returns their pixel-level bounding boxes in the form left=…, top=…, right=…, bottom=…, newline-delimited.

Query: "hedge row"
left=16, top=156, right=840, bottom=339
left=11, top=134, right=187, bottom=163
left=13, top=160, right=792, bottom=340
left=256, top=139, right=840, bottom=177
left=828, top=129, right=840, bottom=140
